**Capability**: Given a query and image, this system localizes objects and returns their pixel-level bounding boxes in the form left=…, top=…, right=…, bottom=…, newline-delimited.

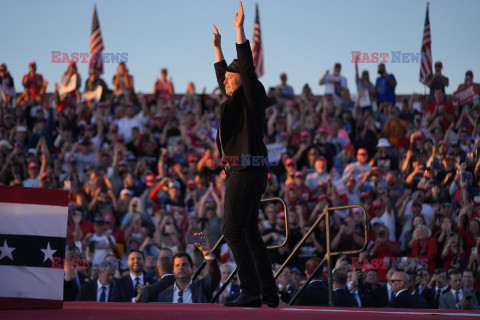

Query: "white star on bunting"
left=40, top=242, right=57, bottom=263
left=0, top=239, right=16, bottom=261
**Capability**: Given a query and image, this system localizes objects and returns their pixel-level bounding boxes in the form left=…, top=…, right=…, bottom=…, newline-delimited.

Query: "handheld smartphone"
left=186, top=234, right=207, bottom=244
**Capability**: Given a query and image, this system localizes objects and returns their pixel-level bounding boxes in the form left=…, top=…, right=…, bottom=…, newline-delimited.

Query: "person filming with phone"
left=157, top=233, right=220, bottom=303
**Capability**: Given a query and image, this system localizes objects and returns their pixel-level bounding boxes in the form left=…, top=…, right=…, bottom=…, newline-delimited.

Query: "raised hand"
left=212, top=25, right=221, bottom=48
left=233, top=1, right=244, bottom=28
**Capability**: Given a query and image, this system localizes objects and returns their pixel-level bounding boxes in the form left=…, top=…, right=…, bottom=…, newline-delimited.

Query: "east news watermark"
left=351, top=51, right=429, bottom=64
left=51, top=51, right=128, bottom=64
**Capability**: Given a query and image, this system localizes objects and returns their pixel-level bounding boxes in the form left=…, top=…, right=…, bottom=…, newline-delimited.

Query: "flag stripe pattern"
left=419, top=4, right=432, bottom=84
left=252, top=3, right=264, bottom=78
left=0, top=186, right=69, bottom=309
left=89, top=4, right=104, bottom=74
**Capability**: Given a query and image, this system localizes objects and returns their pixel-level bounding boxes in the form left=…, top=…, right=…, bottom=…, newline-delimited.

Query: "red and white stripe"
left=419, top=3, right=432, bottom=84
left=0, top=186, right=69, bottom=310
left=252, top=3, right=264, bottom=78
left=89, top=4, right=104, bottom=74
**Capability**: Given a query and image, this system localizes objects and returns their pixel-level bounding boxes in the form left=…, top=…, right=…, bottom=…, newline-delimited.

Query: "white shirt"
left=450, top=288, right=463, bottom=303
left=370, top=210, right=396, bottom=242
left=117, top=112, right=147, bottom=141
left=130, top=273, right=144, bottom=302
left=173, top=280, right=193, bottom=304
left=96, top=279, right=110, bottom=302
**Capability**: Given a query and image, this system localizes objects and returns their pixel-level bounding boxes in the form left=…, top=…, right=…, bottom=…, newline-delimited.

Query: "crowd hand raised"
left=212, top=25, right=221, bottom=48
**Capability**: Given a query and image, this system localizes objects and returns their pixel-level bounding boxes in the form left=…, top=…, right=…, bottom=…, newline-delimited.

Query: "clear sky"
left=2, top=0, right=479, bottom=96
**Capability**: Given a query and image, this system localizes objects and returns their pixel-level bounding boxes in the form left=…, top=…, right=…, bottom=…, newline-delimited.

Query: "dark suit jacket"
left=214, top=40, right=272, bottom=171
left=111, top=273, right=155, bottom=302
left=389, top=290, right=428, bottom=309
left=333, top=288, right=358, bottom=307
left=352, top=286, right=373, bottom=308
left=140, top=274, right=176, bottom=303
left=291, top=281, right=329, bottom=306
left=158, top=259, right=221, bottom=303
left=364, top=283, right=389, bottom=308
left=421, top=285, right=449, bottom=309
left=76, top=280, right=112, bottom=302
left=63, top=271, right=91, bottom=301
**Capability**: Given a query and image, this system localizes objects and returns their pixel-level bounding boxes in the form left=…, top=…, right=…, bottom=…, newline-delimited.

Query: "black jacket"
left=333, top=288, right=358, bottom=307
left=291, top=280, right=329, bottom=306
left=111, top=273, right=155, bottom=302
left=76, top=280, right=112, bottom=302
left=214, top=41, right=271, bottom=171
left=140, top=274, right=176, bottom=303
left=389, top=290, right=428, bottom=309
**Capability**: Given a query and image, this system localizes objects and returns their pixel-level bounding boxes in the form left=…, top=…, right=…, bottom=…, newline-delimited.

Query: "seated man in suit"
left=291, top=258, right=328, bottom=306
left=77, top=260, right=116, bottom=302
left=158, top=240, right=221, bottom=303
left=215, top=263, right=241, bottom=304
left=462, top=269, right=480, bottom=306
left=140, top=256, right=175, bottom=302
left=389, top=271, right=427, bottom=309
left=360, top=268, right=388, bottom=307
left=111, top=249, right=155, bottom=302
left=439, top=269, right=479, bottom=310
left=333, top=269, right=358, bottom=307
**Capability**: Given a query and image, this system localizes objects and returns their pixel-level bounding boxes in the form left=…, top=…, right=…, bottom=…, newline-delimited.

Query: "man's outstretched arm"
left=213, top=24, right=227, bottom=95
left=234, top=1, right=246, bottom=44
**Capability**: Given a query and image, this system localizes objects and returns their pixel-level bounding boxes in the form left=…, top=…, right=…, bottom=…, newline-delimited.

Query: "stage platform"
left=1, top=302, right=480, bottom=320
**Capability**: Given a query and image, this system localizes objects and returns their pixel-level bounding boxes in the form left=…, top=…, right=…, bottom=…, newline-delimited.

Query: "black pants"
left=222, top=168, right=276, bottom=296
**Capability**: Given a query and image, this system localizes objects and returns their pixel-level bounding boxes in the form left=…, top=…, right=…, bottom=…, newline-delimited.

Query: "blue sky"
left=2, top=0, right=479, bottom=96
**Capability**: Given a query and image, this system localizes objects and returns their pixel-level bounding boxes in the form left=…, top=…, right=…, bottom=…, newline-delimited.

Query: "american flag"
left=89, top=4, right=104, bottom=74
left=419, top=3, right=432, bottom=84
left=252, top=3, right=264, bottom=78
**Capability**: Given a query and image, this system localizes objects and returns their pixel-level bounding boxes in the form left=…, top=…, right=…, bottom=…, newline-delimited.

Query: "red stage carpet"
left=1, top=302, right=480, bottom=320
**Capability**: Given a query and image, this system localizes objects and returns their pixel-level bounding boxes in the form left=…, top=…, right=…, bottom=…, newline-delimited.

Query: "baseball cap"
left=285, top=158, right=295, bottom=166
left=277, top=212, right=285, bottom=219
left=188, top=154, right=198, bottom=163
left=434, top=61, right=443, bottom=68
left=451, top=140, right=459, bottom=147
left=376, top=138, right=391, bottom=148
left=186, top=179, right=196, bottom=188
left=0, top=139, right=12, bottom=149
left=316, top=156, right=327, bottom=164
left=17, top=125, right=27, bottom=132
left=104, top=214, right=114, bottom=223
left=317, top=127, right=328, bottom=134
left=120, top=189, right=133, bottom=197
left=168, top=181, right=180, bottom=189
left=28, top=162, right=39, bottom=170
left=94, top=215, right=105, bottom=224
left=109, top=123, right=119, bottom=133
left=357, top=148, right=368, bottom=156
left=146, top=173, right=156, bottom=183
left=360, top=191, right=370, bottom=199
left=300, top=130, right=310, bottom=139
left=373, top=200, right=383, bottom=208
left=294, top=171, right=305, bottom=178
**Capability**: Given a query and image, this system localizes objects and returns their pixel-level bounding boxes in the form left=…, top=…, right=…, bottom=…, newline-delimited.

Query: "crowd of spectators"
left=1, top=58, right=480, bottom=309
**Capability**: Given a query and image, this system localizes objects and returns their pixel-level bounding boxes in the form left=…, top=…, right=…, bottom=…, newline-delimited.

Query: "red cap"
left=285, top=158, right=295, bottom=166
left=317, top=127, right=328, bottom=134
left=277, top=212, right=285, bottom=219
left=357, top=148, right=368, bottom=156
left=360, top=191, right=370, bottom=198
left=345, top=144, right=355, bottom=155
left=118, top=159, right=127, bottom=167
left=294, top=171, right=304, bottom=178
left=268, top=173, right=273, bottom=179
left=186, top=179, right=196, bottom=188
left=28, top=162, right=39, bottom=169
left=316, top=156, right=327, bottom=164
left=348, top=177, right=356, bottom=183
left=146, top=173, right=156, bottom=183
left=154, top=112, right=162, bottom=120
left=434, top=61, right=443, bottom=68
left=188, top=154, right=198, bottom=162
left=109, top=123, right=119, bottom=132
left=317, top=193, right=329, bottom=200
left=373, top=200, right=383, bottom=208
left=300, top=130, right=310, bottom=139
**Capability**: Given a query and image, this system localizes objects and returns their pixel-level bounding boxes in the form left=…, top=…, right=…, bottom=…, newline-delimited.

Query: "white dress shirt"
left=173, top=280, right=193, bottom=303
left=129, top=273, right=144, bottom=302
left=97, top=280, right=110, bottom=302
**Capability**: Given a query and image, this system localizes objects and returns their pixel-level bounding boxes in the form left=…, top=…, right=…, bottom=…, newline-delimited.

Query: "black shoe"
left=223, top=294, right=262, bottom=307
left=262, top=293, right=279, bottom=308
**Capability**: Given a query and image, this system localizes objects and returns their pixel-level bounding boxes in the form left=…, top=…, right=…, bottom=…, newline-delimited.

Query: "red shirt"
left=22, top=73, right=44, bottom=99
left=370, top=240, right=400, bottom=281
left=424, top=101, right=455, bottom=128
left=410, top=237, right=438, bottom=274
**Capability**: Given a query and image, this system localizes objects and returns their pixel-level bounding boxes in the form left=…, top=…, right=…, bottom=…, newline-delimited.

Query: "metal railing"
left=192, top=197, right=290, bottom=303
left=288, top=204, right=369, bottom=306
